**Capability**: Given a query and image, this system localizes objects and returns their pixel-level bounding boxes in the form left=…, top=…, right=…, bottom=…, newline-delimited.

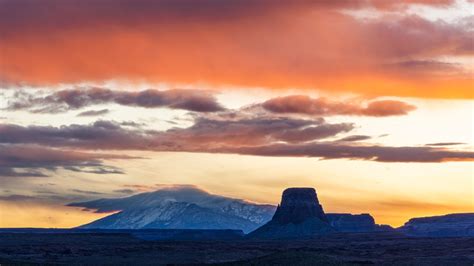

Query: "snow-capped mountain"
left=68, top=186, right=276, bottom=233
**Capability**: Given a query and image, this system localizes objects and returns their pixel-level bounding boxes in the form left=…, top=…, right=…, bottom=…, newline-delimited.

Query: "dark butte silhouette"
left=248, top=187, right=335, bottom=239
left=272, top=188, right=328, bottom=224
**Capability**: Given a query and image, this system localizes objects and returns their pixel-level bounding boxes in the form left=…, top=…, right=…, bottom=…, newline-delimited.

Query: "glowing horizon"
left=0, top=0, right=472, bottom=229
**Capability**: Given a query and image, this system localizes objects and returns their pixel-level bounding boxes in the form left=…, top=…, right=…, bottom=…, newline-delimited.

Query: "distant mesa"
left=326, top=213, right=393, bottom=233
left=398, top=213, right=474, bottom=237
left=248, top=188, right=335, bottom=239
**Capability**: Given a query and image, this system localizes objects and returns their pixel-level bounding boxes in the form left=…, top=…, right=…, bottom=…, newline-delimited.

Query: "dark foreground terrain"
left=0, top=230, right=473, bottom=265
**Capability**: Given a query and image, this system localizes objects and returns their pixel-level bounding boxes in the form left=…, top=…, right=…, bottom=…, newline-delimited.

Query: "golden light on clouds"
left=0, top=0, right=472, bottom=231
left=1, top=1, right=472, bottom=98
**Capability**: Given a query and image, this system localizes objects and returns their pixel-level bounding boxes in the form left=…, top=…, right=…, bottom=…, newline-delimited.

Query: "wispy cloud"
left=337, top=135, right=372, bottom=142
left=0, top=118, right=472, bottom=163
left=70, top=189, right=105, bottom=195
left=218, top=143, right=474, bottom=163
left=7, top=88, right=225, bottom=113
left=0, top=118, right=351, bottom=148
left=77, top=109, right=110, bottom=117
left=0, top=144, right=135, bottom=177
left=425, top=142, right=466, bottom=146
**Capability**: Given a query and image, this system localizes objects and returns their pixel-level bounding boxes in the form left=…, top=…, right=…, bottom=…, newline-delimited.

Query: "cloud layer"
left=0, top=118, right=472, bottom=168
left=0, top=118, right=351, bottom=149
left=220, top=143, right=474, bottom=163
left=261, top=96, right=416, bottom=117
left=8, top=88, right=224, bottom=113
left=6, top=89, right=418, bottom=118
left=0, top=0, right=472, bottom=98
left=0, top=144, right=133, bottom=177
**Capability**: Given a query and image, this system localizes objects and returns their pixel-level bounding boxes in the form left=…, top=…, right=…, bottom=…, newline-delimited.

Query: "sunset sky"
left=0, top=0, right=473, bottom=228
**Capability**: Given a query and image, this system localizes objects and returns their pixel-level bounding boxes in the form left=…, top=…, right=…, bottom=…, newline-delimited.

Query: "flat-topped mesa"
left=248, top=187, right=334, bottom=239
left=280, top=188, right=321, bottom=207
left=398, top=213, right=474, bottom=237
left=272, top=188, right=328, bottom=224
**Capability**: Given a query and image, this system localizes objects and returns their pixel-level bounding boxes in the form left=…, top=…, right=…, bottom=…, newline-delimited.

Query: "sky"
left=0, top=0, right=473, bottom=228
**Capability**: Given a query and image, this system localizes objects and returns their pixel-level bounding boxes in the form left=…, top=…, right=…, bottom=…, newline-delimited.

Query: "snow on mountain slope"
left=68, top=186, right=276, bottom=233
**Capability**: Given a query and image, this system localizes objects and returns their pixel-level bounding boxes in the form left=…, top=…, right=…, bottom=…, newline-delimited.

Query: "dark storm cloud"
left=0, top=144, right=134, bottom=177
left=7, top=88, right=225, bottom=113
left=260, top=96, right=416, bottom=117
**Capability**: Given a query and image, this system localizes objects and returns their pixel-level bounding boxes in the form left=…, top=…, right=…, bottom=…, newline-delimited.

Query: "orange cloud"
left=0, top=0, right=472, bottom=98
left=261, top=96, right=416, bottom=117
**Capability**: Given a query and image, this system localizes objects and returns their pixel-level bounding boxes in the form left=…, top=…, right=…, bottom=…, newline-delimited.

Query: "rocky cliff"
left=248, top=187, right=334, bottom=238
left=272, top=188, right=328, bottom=224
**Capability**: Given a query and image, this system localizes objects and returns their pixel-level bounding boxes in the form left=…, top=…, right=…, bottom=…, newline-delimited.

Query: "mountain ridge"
left=69, top=186, right=276, bottom=233
left=68, top=186, right=473, bottom=237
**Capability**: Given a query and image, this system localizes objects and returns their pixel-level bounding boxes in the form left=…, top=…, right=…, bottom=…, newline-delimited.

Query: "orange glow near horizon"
left=0, top=0, right=472, bottom=231
left=1, top=152, right=470, bottom=229
left=0, top=201, right=111, bottom=228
